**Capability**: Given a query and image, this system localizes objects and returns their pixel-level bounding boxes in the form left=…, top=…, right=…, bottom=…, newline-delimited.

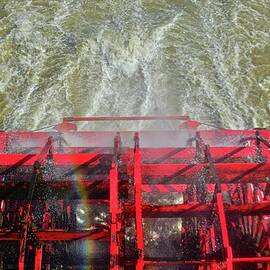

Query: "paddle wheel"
left=1, top=116, right=270, bottom=269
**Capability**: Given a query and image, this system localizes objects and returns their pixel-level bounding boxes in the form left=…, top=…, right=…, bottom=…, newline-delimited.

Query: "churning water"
left=0, top=0, right=270, bottom=131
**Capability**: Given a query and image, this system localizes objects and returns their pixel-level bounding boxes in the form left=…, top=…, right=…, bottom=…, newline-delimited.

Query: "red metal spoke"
left=134, top=133, right=145, bottom=270
left=216, top=192, right=233, bottom=270
left=110, top=162, right=120, bottom=270
left=34, top=247, right=42, bottom=270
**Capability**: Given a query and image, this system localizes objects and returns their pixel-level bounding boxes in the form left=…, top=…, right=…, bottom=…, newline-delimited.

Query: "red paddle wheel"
left=0, top=116, right=270, bottom=269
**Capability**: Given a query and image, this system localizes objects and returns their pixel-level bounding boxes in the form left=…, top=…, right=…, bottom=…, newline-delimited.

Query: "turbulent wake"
left=0, top=0, right=270, bottom=130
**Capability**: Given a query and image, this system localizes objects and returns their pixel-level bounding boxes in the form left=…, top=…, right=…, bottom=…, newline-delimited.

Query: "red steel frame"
left=0, top=116, right=270, bottom=269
